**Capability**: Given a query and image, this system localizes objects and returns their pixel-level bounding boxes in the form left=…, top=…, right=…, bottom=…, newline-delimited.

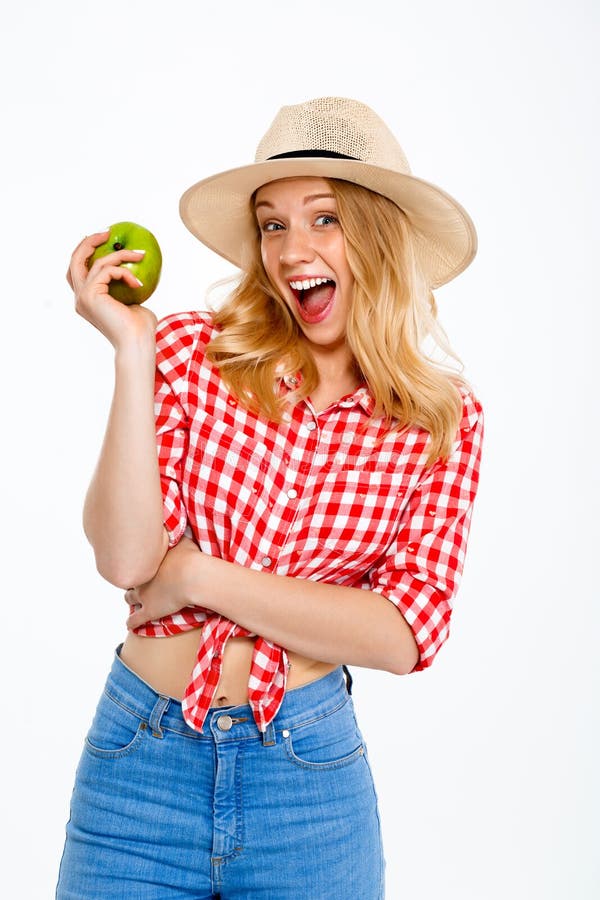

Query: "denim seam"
left=102, top=687, right=200, bottom=740
left=360, top=752, right=386, bottom=896
left=284, top=693, right=350, bottom=732
left=148, top=695, right=352, bottom=743
left=84, top=721, right=147, bottom=760
left=283, top=735, right=365, bottom=771
left=103, top=687, right=146, bottom=722
left=210, top=748, right=245, bottom=872
left=236, top=742, right=244, bottom=852
left=101, top=685, right=350, bottom=742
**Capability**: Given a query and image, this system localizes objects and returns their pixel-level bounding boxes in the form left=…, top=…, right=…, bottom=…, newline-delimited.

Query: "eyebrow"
left=255, top=192, right=335, bottom=210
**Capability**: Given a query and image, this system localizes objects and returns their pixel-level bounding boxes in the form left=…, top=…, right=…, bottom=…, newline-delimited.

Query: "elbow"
left=380, top=610, right=420, bottom=676
left=84, top=521, right=168, bottom=589
left=94, top=556, right=157, bottom=590
left=386, top=654, right=418, bottom=677
left=92, top=547, right=164, bottom=590
left=381, top=627, right=420, bottom=676
left=382, top=640, right=419, bottom=676
left=368, top=643, right=418, bottom=677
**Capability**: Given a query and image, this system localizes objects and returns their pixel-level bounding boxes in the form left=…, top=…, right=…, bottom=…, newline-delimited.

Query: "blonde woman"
left=57, top=97, right=483, bottom=899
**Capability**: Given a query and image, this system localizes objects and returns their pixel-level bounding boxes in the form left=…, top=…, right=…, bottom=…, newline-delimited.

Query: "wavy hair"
left=205, top=179, right=465, bottom=463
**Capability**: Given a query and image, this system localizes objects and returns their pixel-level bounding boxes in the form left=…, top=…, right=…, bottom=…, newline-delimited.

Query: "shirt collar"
left=279, top=371, right=375, bottom=415
left=347, top=384, right=375, bottom=415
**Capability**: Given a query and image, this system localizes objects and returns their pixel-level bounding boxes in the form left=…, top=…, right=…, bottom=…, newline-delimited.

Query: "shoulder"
left=155, top=310, right=217, bottom=360
left=155, top=310, right=220, bottom=379
left=441, top=382, right=484, bottom=489
left=456, top=382, right=484, bottom=441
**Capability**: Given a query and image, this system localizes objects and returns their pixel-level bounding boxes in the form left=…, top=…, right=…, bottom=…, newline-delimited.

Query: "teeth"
left=289, top=277, right=332, bottom=291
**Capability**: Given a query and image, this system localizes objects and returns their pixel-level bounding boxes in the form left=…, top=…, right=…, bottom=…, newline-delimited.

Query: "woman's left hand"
left=125, top=536, right=205, bottom=630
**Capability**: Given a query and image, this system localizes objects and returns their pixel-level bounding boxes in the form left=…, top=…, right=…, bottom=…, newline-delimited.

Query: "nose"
left=279, top=223, right=315, bottom=267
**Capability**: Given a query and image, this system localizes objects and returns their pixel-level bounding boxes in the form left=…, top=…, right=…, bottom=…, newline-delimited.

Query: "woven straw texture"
left=255, top=97, right=411, bottom=174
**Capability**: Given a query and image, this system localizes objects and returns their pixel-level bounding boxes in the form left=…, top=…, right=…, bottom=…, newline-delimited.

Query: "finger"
left=75, top=265, right=144, bottom=310
left=86, top=249, right=145, bottom=277
left=125, top=597, right=142, bottom=619
left=96, top=264, right=145, bottom=290
left=126, top=608, right=148, bottom=631
left=71, top=230, right=110, bottom=264
left=67, top=231, right=110, bottom=289
left=79, top=230, right=111, bottom=253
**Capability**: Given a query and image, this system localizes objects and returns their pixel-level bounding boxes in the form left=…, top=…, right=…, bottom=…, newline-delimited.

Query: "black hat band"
left=267, top=149, right=359, bottom=161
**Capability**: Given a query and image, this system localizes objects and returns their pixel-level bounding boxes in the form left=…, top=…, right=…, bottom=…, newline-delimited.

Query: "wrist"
left=180, top=541, right=215, bottom=608
left=114, top=338, right=156, bottom=376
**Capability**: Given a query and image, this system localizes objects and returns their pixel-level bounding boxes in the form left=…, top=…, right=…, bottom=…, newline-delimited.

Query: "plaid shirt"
left=135, top=312, right=484, bottom=732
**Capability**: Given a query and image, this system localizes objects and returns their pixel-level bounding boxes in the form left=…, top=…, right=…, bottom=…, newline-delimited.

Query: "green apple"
left=89, top=221, right=162, bottom=305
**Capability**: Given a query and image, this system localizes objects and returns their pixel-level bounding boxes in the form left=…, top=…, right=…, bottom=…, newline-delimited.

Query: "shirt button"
left=305, top=421, right=317, bottom=431
left=282, top=729, right=290, bottom=738
left=217, top=715, right=233, bottom=731
left=261, top=556, right=272, bottom=567
left=287, top=488, right=298, bottom=499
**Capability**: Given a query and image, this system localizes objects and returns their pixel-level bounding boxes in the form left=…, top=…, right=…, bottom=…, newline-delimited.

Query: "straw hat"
left=179, top=97, right=476, bottom=289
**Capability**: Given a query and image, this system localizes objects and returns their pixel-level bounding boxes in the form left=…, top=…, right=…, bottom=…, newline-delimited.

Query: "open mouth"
left=289, top=277, right=336, bottom=322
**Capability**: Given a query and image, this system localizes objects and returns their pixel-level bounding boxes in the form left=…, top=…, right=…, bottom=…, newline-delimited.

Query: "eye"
left=315, top=214, right=339, bottom=227
left=261, top=221, right=285, bottom=233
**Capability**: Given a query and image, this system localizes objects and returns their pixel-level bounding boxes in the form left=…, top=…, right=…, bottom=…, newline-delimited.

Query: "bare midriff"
left=120, top=629, right=337, bottom=707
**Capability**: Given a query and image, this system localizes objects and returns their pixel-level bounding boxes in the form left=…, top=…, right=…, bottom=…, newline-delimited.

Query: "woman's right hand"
left=66, top=231, right=157, bottom=350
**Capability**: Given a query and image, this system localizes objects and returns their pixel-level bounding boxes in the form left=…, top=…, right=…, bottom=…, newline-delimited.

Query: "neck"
left=307, top=343, right=359, bottom=387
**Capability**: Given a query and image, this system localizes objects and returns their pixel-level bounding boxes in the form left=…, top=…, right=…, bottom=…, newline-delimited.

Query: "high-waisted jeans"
left=56, top=648, right=385, bottom=899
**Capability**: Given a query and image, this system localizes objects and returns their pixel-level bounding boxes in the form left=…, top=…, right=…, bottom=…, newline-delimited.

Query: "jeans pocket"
left=84, top=689, right=147, bottom=760
left=283, top=698, right=365, bottom=770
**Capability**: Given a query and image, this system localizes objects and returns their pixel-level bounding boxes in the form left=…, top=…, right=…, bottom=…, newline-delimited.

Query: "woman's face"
left=254, top=177, right=354, bottom=358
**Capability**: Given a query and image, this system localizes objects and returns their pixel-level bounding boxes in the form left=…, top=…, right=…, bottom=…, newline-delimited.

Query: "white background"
left=1, top=1, right=598, bottom=897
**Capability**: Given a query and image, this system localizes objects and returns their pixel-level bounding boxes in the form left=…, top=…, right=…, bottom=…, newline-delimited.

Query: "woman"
left=57, top=97, right=483, bottom=899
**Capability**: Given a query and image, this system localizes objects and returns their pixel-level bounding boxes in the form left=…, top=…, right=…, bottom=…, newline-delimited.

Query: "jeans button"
left=217, top=714, right=233, bottom=731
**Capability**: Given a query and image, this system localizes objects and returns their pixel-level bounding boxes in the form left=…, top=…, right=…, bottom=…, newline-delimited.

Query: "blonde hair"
left=206, top=179, right=465, bottom=464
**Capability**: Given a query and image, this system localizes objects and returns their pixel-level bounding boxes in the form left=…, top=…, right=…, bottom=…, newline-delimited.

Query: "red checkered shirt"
left=135, top=311, right=484, bottom=732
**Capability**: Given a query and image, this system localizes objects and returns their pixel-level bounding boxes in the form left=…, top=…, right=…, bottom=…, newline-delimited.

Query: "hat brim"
left=179, top=158, right=476, bottom=289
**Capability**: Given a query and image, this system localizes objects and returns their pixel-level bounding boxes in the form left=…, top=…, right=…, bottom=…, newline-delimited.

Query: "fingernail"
left=135, top=277, right=144, bottom=287
left=133, top=249, right=146, bottom=256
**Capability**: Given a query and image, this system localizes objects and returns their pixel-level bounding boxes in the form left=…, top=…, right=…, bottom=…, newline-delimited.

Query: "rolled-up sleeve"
left=154, top=313, right=201, bottom=547
left=369, top=392, right=484, bottom=669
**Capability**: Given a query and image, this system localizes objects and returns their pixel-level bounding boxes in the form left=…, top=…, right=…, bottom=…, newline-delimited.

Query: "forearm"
left=83, top=340, right=168, bottom=587
left=190, top=555, right=419, bottom=675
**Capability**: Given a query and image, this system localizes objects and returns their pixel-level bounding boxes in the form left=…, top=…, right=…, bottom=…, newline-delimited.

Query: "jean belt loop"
left=148, top=695, right=170, bottom=739
left=262, top=720, right=276, bottom=747
left=342, top=665, right=353, bottom=695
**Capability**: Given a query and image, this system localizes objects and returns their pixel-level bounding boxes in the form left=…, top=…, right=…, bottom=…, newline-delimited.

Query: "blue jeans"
left=56, top=649, right=385, bottom=898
